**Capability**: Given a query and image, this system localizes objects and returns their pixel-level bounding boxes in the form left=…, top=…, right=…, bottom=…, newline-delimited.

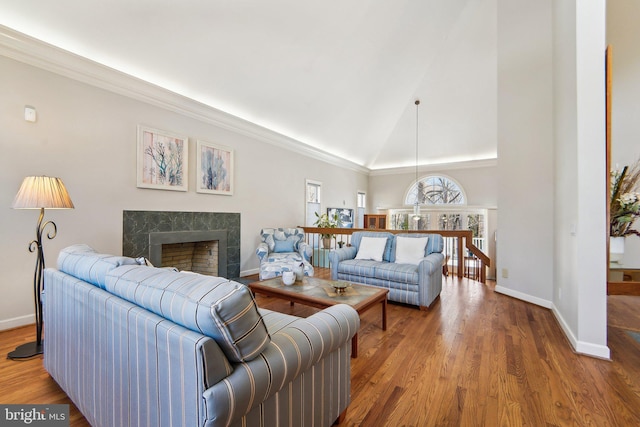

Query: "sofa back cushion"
left=57, top=244, right=139, bottom=289
left=350, top=232, right=395, bottom=262
left=105, top=265, right=270, bottom=363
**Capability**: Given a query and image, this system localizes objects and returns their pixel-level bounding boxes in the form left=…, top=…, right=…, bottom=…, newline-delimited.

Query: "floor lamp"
left=9, top=176, right=74, bottom=359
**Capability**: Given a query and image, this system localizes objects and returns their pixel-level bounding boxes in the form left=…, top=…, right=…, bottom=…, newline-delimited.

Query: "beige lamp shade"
left=12, top=176, right=74, bottom=210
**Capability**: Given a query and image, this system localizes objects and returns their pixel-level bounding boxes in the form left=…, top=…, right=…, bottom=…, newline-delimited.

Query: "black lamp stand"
left=8, top=208, right=56, bottom=360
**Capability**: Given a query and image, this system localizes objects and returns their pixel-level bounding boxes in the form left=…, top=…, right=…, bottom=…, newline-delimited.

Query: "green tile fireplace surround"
left=122, top=210, right=241, bottom=279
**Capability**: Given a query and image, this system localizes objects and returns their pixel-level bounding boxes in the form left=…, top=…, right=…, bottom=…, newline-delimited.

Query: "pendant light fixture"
left=412, top=99, right=421, bottom=221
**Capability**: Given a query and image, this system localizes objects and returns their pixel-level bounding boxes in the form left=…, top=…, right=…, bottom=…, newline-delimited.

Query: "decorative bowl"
left=331, top=282, right=350, bottom=294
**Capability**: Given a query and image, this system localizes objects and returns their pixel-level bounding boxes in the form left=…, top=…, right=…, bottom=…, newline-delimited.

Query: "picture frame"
left=137, top=125, right=188, bottom=191
left=328, top=208, right=354, bottom=228
left=196, top=140, right=234, bottom=195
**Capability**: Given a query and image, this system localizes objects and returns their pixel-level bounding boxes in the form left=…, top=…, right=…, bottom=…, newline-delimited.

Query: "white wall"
left=496, top=0, right=608, bottom=358
left=552, top=0, right=580, bottom=343
left=496, top=0, right=555, bottom=306
left=0, top=54, right=368, bottom=330
left=608, top=0, right=640, bottom=268
left=573, top=0, right=608, bottom=358
left=553, top=0, right=609, bottom=358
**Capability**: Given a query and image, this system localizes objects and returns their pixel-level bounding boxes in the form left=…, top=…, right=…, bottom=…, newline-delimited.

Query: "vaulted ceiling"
left=0, top=0, right=498, bottom=170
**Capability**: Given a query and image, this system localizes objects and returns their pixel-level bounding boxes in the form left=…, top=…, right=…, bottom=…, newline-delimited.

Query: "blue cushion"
left=273, top=238, right=295, bottom=253
left=337, top=259, right=378, bottom=277
left=374, top=262, right=419, bottom=285
left=57, top=244, right=138, bottom=289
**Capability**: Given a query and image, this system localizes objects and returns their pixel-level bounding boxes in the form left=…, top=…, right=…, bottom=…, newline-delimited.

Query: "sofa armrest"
left=298, top=241, right=312, bottom=261
left=418, top=252, right=445, bottom=276
left=329, top=246, right=357, bottom=262
left=202, top=304, right=359, bottom=424
left=256, top=242, right=269, bottom=261
left=417, top=252, right=445, bottom=308
left=328, top=247, right=357, bottom=280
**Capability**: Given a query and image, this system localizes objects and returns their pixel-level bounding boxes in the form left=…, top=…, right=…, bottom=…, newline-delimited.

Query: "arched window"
left=405, top=175, right=466, bottom=206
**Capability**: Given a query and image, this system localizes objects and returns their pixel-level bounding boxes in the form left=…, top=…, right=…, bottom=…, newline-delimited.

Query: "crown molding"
left=0, top=25, right=369, bottom=174
left=369, top=158, right=498, bottom=176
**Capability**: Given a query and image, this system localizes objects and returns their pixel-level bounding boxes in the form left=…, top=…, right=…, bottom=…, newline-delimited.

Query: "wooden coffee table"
left=249, top=276, right=388, bottom=357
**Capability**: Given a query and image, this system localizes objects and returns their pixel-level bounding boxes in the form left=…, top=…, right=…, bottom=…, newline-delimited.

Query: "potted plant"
left=610, top=159, right=640, bottom=262
left=314, top=212, right=340, bottom=249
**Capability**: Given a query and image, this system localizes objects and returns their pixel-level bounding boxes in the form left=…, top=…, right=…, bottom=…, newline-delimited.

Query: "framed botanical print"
left=137, top=125, right=188, bottom=191
left=196, top=140, right=234, bottom=195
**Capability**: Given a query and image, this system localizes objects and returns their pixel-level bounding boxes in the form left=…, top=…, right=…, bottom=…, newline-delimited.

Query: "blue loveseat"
left=329, top=231, right=444, bottom=310
left=44, top=244, right=359, bottom=427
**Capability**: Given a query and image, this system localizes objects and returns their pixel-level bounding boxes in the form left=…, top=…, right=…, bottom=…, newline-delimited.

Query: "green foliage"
left=314, top=212, right=340, bottom=238
left=611, top=159, right=640, bottom=238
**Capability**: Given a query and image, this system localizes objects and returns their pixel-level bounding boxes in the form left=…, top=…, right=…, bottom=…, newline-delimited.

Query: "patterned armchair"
left=256, top=227, right=314, bottom=280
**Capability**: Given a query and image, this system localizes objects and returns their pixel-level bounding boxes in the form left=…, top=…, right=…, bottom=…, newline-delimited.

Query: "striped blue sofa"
left=43, top=244, right=359, bottom=427
left=329, top=231, right=444, bottom=310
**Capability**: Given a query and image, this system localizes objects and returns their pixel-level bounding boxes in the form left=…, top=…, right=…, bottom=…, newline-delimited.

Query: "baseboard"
left=494, top=285, right=553, bottom=309
left=551, top=304, right=611, bottom=360
left=575, top=340, right=611, bottom=360
left=239, top=268, right=259, bottom=277
left=0, top=314, right=34, bottom=331
left=495, top=286, right=611, bottom=359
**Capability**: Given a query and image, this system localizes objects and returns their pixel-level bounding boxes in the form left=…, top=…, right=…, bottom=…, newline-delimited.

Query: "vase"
left=610, top=236, right=625, bottom=263
left=322, top=237, right=332, bottom=249
left=293, top=263, right=304, bottom=281
left=281, top=271, right=295, bottom=286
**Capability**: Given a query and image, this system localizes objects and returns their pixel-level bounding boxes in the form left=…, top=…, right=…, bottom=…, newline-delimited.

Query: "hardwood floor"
left=2, top=271, right=640, bottom=426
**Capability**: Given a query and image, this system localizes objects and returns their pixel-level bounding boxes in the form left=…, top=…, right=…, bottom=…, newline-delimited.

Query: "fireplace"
left=162, top=241, right=219, bottom=275
left=122, top=211, right=240, bottom=279
left=149, top=230, right=227, bottom=277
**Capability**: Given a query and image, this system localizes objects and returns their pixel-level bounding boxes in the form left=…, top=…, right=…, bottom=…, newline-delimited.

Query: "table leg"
left=382, top=298, right=387, bottom=331
left=351, top=333, right=358, bottom=358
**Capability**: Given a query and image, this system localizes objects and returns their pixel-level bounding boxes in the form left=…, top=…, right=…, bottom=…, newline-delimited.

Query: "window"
left=438, top=213, right=462, bottom=230
left=356, top=191, right=366, bottom=228
left=390, top=211, right=431, bottom=231
left=405, top=176, right=465, bottom=206
left=306, top=180, right=322, bottom=226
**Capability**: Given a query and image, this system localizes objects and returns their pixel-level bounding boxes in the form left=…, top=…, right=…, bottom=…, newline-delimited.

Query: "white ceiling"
left=0, top=0, right=498, bottom=170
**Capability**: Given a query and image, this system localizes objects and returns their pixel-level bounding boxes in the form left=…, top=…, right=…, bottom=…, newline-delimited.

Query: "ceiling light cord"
left=413, top=99, right=421, bottom=221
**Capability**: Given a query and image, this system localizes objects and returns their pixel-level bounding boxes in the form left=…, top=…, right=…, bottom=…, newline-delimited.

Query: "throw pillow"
left=395, top=236, right=429, bottom=265
left=273, top=238, right=295, bottom=253
left=355, top=237, right=388, bottom=262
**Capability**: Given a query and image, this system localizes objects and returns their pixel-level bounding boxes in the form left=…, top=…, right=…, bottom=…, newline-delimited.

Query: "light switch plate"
left=24, top=106, right=37, bottom=122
